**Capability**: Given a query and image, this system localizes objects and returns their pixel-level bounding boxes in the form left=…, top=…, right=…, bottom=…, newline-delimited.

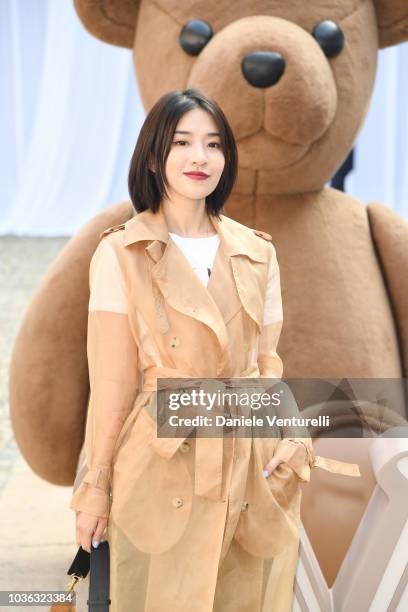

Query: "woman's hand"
left=76, top=510, right=108, bottom=553
left=263, top=456, right=283, bottom=478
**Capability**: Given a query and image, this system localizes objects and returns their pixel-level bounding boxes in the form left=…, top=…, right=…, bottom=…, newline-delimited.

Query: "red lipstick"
left=183, top=171, right=209, bottom=181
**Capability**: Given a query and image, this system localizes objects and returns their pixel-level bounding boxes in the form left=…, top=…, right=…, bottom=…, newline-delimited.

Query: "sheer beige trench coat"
left=70, top=207, right=360, bottom=612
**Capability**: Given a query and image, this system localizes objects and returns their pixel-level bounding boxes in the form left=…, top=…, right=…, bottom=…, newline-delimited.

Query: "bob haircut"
left=128, top=88, right=238, bottom=218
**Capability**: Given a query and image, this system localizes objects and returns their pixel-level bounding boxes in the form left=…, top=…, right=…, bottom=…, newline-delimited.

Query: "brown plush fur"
left=9, top=0, right=408, bottom=586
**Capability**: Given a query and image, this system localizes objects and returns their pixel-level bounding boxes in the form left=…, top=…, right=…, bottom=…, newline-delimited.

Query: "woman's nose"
left=190, top=146, right=208, bottom=164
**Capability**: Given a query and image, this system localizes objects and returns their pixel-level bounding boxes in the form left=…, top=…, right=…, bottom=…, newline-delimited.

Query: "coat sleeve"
left=257, top=241, right=315, bottom=482
left=69, top=237, right=140, bottom=518
left=257, top=241, right=284, bottom=379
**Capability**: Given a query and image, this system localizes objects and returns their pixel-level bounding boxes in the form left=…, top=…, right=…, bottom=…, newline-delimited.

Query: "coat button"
left=172, top=497, right=184, bottom=508
left=170, top=336, right=181, bottom=348
left=179, top=441, right=190, bottom=453
left=241, top=501, right=249, bottom=512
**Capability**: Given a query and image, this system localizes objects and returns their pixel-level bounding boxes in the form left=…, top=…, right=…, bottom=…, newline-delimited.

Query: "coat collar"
left=122, top=208, right=269, bottom=361
left=123, top=207, right=268, bottom=263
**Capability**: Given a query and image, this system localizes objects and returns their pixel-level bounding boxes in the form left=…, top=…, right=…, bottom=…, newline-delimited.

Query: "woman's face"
left=163, top=107, right=225, bottom=204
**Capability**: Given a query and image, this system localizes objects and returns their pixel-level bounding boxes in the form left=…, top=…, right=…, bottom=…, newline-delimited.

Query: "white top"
left=88, top=234, right=283, bottom=327
left=168, top=231, right=220, bottom=288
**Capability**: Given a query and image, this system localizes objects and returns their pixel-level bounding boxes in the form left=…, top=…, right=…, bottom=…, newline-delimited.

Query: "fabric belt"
left=140, top=365, right=361, bottom=502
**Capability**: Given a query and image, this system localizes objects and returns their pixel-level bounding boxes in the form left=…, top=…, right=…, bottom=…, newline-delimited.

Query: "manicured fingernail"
left=92, top=541, right=100, bottom=548
left=262, top=469, right=269, bottom=478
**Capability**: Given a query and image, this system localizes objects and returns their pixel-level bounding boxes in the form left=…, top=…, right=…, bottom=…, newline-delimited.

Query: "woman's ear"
left=148, top=155, right=156, bottom=173
left=373, top=0, right=408, bottom=48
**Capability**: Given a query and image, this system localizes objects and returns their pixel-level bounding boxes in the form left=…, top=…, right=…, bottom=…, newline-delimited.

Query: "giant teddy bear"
left=9, top=0, right=408, bottom=595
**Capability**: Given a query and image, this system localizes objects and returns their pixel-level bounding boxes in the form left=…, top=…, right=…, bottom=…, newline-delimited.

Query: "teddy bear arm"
left=367, top=202, right=408, bottom=379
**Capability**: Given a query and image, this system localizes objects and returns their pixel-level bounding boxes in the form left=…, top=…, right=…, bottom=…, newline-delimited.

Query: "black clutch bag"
left=87, top=541, right=111, bottom=610
left=50, top=543, right=110, bottom=611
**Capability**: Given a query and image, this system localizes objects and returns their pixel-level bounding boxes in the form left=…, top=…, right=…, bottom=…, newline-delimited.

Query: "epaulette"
left=99, top=223, right=126, bottom=240
left=252, top=229, right=273, bottom=242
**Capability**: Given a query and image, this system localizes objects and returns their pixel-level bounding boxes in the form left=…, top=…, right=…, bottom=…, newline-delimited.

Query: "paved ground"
left=0, top=236, right=89, bottom=610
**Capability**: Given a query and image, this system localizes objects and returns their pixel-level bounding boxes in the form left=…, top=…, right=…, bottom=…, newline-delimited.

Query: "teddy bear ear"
left=374, top=0, right=408, bottom=48
left=73, top=0, right=141, bottom=49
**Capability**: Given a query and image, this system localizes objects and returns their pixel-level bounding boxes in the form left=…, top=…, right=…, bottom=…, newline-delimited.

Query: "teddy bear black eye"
left=179, top=20, right=213, bottom=56
left=312, top=20, right=345, bottom=58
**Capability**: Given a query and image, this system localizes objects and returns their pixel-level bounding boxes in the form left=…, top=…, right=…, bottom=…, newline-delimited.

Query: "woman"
left=70, top=88, right=360, bottom=611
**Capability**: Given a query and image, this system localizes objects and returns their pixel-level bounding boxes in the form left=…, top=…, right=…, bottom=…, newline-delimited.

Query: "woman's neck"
left=160, top=200, right=215, bottom=237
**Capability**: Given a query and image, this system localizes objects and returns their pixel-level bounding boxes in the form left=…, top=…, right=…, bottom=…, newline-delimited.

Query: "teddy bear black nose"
left=241, top=51, right=286, bottom=88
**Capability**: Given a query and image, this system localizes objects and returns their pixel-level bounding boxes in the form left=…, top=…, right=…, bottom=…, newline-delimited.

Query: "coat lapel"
left=123, top=208, right=269, bottom=351
left=151, top=238, right=230, bottom=351
left=208, top=214, right=269, bottom=334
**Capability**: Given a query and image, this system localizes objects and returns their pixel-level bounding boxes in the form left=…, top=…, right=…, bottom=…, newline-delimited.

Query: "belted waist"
left=139, top=365, right=361, bottom=502
left=141, top=364, right=260, bottom=502
left=141, top=364, right=264, bottom=392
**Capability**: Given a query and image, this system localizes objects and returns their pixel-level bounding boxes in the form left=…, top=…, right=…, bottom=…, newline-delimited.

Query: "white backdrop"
left=1, top=0, right=407, bottom=236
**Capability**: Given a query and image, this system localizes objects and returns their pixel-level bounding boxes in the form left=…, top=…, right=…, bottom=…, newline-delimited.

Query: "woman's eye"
left=173, top=140, right=221, bottom=148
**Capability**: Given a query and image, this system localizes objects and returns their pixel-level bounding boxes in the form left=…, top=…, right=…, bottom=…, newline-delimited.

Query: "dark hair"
left=128, top=89, right=238, bottom=218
